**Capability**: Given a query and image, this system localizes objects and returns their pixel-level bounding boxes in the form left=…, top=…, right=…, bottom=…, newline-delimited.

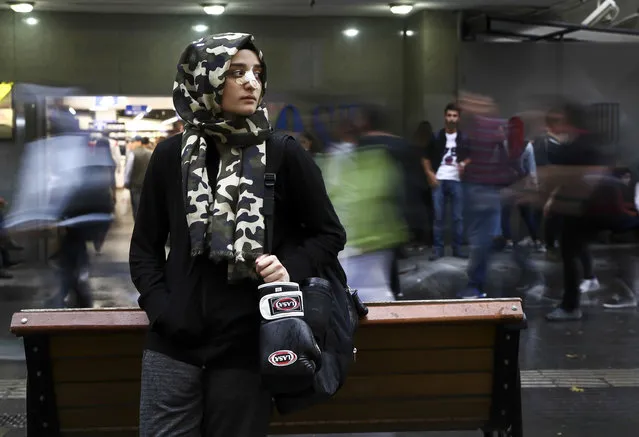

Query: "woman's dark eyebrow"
left=229, top=62, right=262, bottom=69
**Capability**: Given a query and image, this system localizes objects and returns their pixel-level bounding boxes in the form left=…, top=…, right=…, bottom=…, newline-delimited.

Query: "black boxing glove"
left=258, top=281, right=321, bottom=395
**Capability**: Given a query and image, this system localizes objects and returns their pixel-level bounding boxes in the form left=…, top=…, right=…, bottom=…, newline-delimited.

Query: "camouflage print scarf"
left=172, top=33, right=272, bottom=280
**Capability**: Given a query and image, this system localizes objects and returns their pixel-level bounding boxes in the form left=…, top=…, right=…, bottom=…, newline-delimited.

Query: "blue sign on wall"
left=124, top=105, right=148, bottom=116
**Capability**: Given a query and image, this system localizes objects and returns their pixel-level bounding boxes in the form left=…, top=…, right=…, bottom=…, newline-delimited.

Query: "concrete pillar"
left=403, top=10, right=461, bottom=136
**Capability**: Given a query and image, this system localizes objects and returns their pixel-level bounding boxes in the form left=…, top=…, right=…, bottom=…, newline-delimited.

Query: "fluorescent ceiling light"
left=133, top=107, right=152, bottom=121
left=23, top=16, right=38, bottom=25
left=162, top=116, right=179, bottom=125
left=202, top=4, right=225, bottom=15
left=343, top=28, right=359, bottom=37
left=389, top=3, right=413, bottom=15
left=405, top=30, right=415, bottom=36
left=8, top=2, right=34, bottom=13
left=193, top=24, right=209, bottom=32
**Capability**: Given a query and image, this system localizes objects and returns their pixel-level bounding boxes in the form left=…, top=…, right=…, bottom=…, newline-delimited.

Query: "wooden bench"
left=10, top=298, right=526, bottom=437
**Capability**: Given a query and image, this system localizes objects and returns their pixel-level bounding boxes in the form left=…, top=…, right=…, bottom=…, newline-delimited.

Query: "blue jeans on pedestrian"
left=432, top=180, right=463, bottom=255
left=464, top=183, right=502, bottom=294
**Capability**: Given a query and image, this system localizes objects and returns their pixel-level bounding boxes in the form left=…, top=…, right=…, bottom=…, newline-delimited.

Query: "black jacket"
left=425, top=129, right=469, bottom=173
left=532, top=134, right=563, bottom=167
left=129, top=133, right=346, bottom=368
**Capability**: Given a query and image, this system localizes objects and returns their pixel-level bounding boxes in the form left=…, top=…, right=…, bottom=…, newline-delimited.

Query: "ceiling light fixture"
left=202, top=3, right=225, bottom=15
left=192, top=24, right=209, bottom=32
left=23, top=16, right=38, bottom=25
left=389, top=3, right=413, bottom=15
left=8, top=2, right=34, bottom=13
left=343, top=28, right=359, bottom=38
left=133, top=107, right=153, bottom=121
left=162, top=116, right=180, bottom=125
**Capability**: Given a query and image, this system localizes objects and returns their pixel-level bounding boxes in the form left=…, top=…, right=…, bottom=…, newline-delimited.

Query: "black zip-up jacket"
left=424, top=129, right=469, bottom=173
left=129, top=133, right=346, bottom=368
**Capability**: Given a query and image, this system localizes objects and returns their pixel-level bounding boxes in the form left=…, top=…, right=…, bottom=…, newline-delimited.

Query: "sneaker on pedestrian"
left=603, top=294, right=638, bottom=309
left=579, top=278, right=600, bottom=293
left=456, top=287, right=487, bottom=299
left=518, top=237, right=533, bottom=247
left=603, top=280, right=637, bottom=309
left=545, top=307, right=583, bottom=321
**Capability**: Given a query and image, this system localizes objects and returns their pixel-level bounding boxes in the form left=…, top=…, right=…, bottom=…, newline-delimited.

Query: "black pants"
left=140, top=350, right=272, bottom=437
left=131, top=187, right=143, bottom=220
left=46, top=228, right=92, bottom=309
left=544, top=212, right=562, bottom=249
left=559, top=218, right=595, bottom=311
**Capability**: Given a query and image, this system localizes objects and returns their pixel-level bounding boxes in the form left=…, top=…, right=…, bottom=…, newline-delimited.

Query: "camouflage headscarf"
left=173, top=32, right=272, bottom=280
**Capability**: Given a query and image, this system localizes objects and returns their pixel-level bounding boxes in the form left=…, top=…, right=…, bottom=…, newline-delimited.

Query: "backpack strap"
left=264, top=131, right=291, bottom=254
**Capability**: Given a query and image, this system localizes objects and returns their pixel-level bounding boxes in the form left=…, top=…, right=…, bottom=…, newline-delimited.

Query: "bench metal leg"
left=24, top=335, right=60, bottom=436
left=487, top=323, right=526, bottom=437
left=510, top=368, right=524, bottom=437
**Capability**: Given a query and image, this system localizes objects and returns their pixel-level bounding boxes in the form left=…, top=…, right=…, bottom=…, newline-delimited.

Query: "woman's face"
left=221, top=49, right=263, bottom=117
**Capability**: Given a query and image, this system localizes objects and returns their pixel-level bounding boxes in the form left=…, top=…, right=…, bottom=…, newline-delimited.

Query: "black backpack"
left=264, top=131, right=368, bottom=415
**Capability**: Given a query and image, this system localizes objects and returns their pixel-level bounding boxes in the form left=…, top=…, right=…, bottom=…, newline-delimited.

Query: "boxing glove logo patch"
left=271, top=296, right=301, bottom=314
left=259, top=288, right=305, bottom=320
left=268, top=350, right=298, bottom=367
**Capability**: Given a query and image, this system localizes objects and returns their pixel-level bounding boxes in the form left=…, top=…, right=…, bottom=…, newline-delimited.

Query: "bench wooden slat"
left=356, top=323, right=495, bottom=350
left=59, top=407, right=138, bottom=429
left=59, top=421, right=487, bottom=436
left=46, top=324, right=495, bottom=361
left=49, top=332, right=145, bottom=358
left=335, top=373, right=492, bottom=399
left=269, top=418, right=487, bottom=434
left=54, top=371, right=491, bottom=409
left=51, top=348, right=493, bottom=383
left=55, top=382, right=140, bottom=408
left=52, top=357, right=142, bottom=383
left=56, top=397, right=491, bottom=431
left=62, top=429, right=137, bottom=437
left=272, top=396, right=491, bottom=423
left=352, top=348, right=494, bottom=375
left=10, top=299, right=524, bottom=335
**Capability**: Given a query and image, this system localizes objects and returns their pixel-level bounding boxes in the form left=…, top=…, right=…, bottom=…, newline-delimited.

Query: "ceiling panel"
left=7, top=0, right=563, bottom=16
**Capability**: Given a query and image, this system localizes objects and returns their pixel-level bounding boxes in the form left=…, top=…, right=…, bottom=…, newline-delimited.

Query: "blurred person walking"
left=91, top=137, right=117, bottom=253
left=537, top=103, right=616, bottom=320
left=456, top=93, right=519, bottom=299
left=124, top=136, right=153, bottom=220
left=499, top=116, right=543, bottom=251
